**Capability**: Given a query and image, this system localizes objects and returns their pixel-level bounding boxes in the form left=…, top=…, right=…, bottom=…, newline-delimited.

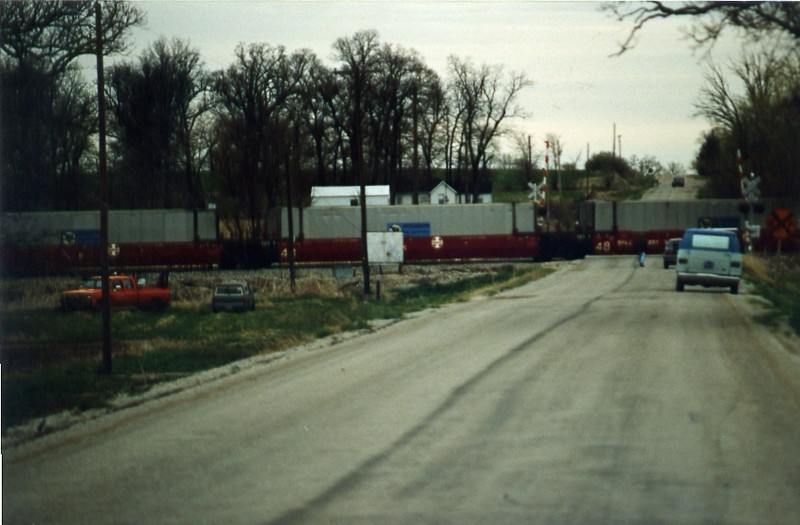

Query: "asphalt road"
left=643, top=174, right=703, bottom=201
left=4, top=257, right=800, bottom=524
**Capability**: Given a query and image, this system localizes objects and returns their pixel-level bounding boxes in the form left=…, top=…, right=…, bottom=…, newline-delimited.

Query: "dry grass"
left=744, top=254, right=774, bottom=284
left=0, top=276, right=76, bottom=311
left=0, top=263, right=540, bottom=312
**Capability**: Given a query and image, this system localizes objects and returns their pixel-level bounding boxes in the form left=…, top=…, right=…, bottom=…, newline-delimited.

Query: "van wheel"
left=676, top=280, right=684, bottom=292
left=730, top=284, right=739, bottom=295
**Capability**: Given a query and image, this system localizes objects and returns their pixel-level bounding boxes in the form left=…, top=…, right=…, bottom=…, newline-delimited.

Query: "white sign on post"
left=367, top=231, right=404, bottom=264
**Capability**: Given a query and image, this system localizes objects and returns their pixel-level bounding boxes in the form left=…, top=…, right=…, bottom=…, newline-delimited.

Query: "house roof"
left=394, top=179, right=493, bottom=194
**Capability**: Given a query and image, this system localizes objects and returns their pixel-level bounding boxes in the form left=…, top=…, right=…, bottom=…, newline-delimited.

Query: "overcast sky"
left=126, top=0, right=746, bottom=171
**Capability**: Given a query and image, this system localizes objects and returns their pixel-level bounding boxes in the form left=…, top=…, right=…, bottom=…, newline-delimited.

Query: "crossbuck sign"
left=742, top=173, right=761, bottom=204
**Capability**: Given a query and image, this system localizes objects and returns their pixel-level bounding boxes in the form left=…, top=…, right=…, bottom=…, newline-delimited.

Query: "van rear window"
left=691, top=234, right=730, bottom=250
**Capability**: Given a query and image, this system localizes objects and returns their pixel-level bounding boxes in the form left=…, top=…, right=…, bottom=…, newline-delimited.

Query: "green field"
left=0, top=265, right=553, bottom=431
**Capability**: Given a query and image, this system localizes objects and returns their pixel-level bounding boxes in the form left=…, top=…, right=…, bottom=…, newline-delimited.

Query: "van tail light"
left=731, top=261, right=741, bottom=268
left=678, top=257, right=688, bottom=264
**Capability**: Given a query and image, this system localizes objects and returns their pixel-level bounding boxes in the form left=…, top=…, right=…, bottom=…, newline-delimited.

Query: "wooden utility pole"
left=612, top=123, right=616, bottom=158
left=286, top=126, right=298, bottom=293
left=95, top=2, right=112, bottom=373
left=353, top=72, right=371, bottom=295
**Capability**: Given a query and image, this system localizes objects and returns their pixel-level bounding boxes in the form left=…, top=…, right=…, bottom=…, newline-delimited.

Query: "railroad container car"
left=1, top=209, right=220, bottom=276
left=2, top=199, right=797, bottom=276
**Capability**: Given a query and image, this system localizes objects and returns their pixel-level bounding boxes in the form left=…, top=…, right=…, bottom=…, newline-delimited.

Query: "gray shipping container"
left=584, top=200, right=752, bottom=231
left=282, top=203, right=538, bottom=239
left=1, top=209, right=217, bottom=245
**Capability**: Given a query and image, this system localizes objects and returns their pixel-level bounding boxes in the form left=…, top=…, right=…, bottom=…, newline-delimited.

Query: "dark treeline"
left=0, top=1, right=530, bottom=243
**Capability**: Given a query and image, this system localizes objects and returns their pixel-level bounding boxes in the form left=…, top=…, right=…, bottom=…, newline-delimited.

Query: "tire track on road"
left=268, top=263, right=639, bottom=525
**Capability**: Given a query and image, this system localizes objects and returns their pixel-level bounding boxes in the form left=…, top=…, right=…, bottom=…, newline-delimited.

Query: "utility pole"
left=618, top=134, right=622, bottom=158
left=95, top=1, right=112, bottom=373
left=586, top=142, right=590, bottom=196
left=527, top=135, right=532, bottom=175
left=612, top=123, right=616, bottom=158
left=286, top=127, right=297, bottom=293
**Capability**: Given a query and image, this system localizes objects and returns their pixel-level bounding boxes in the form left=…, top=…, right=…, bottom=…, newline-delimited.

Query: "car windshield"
left=81, top=279, right=102, bottom=289
left=216, top=285, right=244, bottom=296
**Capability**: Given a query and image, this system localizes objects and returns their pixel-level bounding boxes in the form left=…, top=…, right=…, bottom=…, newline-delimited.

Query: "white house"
left=395, top=180, right=493, bottom=205
left=429, top=180, right=459, bottom=204
left=310, top=185, right=391, bottom=207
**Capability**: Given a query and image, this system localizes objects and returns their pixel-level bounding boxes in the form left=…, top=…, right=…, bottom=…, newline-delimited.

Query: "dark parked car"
left=663, top=238, right=681, bottom=269
left=671, top=176, right=685, bottom=187
left=212, top=281, right=255, bottom=313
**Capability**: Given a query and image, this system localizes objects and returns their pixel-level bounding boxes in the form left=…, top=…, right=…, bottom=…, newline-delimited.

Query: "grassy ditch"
left=1, top=264, right=555, bottom=431
left=743, top=254, right=800, bottom=338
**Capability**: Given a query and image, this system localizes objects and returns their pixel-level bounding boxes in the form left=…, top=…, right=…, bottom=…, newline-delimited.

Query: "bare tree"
left=604, top=1, right=800, bottom=55
left=369, top=44, right=414, bottom=195
left=292, top=49, right=338, bottom=187
left=415, top=67, right=446, bottom=190
left=447, top=56, right=531, bottom=203
left=0, top=0, right=143, bottom=211
left=694, top=50, right=800, bottom=199
left=333, top=30, right=381, bottom=295
left=53, top=66, right=98, bottom=209
left=511, top=131, right=542, bottom=178
left=211, top=43, right=291, bottom=243
left=630, top=154, right=664, bottom=177
left=106, top=38, right=209, bottom=208
left=545, top=132, right=564, bottom=198
left=666, top=162, right=685, bottom=176
left=0, top=0, right=145, bottom=75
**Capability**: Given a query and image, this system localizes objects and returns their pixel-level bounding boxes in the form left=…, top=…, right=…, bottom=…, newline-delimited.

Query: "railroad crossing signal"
left=765, top=208, right=797, bottom=241
left=527, top=181, right=537, bottom=199
left=742, top=172, right=761, bottom=204
left=528, top=181, right=547, bottom=202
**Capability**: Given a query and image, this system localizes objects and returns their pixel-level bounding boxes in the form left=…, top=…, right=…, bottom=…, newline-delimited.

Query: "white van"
left=676, top=228, right=743, bottom=294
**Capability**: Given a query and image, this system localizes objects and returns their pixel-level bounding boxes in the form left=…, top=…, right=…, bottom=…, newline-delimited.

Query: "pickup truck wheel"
left=148, top=298, right=164, bottom=311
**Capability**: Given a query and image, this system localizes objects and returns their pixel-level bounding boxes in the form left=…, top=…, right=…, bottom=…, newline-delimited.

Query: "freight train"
left=1, top=209, right=220, bottom=277
left=2, top=200, right=797, bottom=276
left=280, top=199, right=799, bottom=264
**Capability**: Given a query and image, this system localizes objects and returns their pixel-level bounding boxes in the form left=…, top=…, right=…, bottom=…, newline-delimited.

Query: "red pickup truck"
left=61, top=274, right=171, bottom=312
